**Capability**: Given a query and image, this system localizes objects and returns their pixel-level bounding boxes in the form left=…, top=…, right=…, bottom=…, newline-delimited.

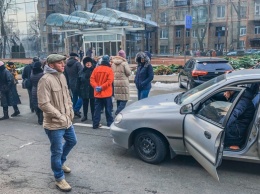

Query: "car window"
left=197, top=91, right=237, bottom=125
left=179, top=74, right=226, bottom=105
left=196, top=62, right=233, bottom=71
left=184, top=60, right=191, bottom=69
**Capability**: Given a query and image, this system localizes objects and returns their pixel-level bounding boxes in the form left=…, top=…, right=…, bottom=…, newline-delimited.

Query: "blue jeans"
left=138, top=89, right=151, bottom=100
left=115, top=100, right=127, bottom=115
left=93, top=97, right=114, bottom=128
left=72, top=91, right=82, bottom=112
left=45, top=125, right=77, bottom=181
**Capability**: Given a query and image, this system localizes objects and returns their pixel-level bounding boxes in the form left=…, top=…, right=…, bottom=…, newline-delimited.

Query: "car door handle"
left=204, top=131, right=211, bottom=139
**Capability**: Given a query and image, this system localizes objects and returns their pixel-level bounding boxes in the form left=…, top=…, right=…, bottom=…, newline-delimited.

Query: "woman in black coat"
left=0, top=61, right=21, bottom=120
left=30, top=61, right=44, bottom=125
left=77, top=57, right=95, bottom=122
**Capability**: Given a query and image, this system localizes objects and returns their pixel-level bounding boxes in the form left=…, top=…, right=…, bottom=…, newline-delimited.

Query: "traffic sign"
left=185, top=15, right=192, bottom=29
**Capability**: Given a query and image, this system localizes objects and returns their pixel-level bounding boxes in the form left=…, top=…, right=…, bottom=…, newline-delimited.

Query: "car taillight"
left=191, top=70, right=208, bottom=76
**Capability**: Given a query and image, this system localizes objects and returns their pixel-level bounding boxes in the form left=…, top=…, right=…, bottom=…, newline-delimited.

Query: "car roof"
left=226, top=69, right=260, bottom=80
left=192, top=57, right=228, bottom=63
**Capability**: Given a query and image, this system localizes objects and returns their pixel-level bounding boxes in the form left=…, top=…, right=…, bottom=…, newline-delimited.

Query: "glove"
left=95, top=86, right=102, bottom=92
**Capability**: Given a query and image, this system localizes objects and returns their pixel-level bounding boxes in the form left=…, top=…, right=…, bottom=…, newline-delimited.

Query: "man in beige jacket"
left=38, top=54, right=77, bottom=192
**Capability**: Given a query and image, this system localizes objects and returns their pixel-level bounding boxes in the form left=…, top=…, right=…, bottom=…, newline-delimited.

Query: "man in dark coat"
left=64, top=52, right=83, bottom=117
left=22, top=56, right=39, bottom=112
left=224, top=88, right=255, bottom=147
left=134, top=51, right=154, bottom=100
left=0, top=61, right=21, bottom=120
left=77, top=57, right=95, bottom=122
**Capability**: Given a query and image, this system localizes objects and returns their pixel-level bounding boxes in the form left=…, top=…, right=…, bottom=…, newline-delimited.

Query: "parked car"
left=110, top=70, right=260, bottom=180
left=226, top=51, right=237, bottom=56
left=178, top=57, right=233, bottom=89
left=245, top=49, right=258, bottom=55
left=16, top=66, right=24, bottom=74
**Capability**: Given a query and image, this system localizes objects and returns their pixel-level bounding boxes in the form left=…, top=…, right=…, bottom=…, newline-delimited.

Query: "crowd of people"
left=0, top=50, right=154, bottom=191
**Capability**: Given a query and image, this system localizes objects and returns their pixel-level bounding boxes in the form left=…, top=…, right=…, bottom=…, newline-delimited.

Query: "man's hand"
left=95, top=86, right=102, bottom=92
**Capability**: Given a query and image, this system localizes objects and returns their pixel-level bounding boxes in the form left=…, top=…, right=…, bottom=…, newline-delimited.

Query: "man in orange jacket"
left=90, top=55, right=114, bottom=129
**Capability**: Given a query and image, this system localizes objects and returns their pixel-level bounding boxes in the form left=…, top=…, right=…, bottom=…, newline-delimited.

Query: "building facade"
left=1, top=0, right=259, bottom=58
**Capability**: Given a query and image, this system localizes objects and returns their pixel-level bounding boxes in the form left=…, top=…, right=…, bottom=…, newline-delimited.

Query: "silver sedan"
left=110, top=69, right=260, bottom=180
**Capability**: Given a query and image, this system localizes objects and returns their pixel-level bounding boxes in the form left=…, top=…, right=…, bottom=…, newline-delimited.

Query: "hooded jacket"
left=37, top=65, right=74, bottom=130
left=90, top=63, right=114, bottom=98
left=64, top=57, right=83, bottom=92
left=134, top=52, right=154, bottom=90
left=111, top=56, right=131, bottom=101
left=225, top=88, right=255, bottom=146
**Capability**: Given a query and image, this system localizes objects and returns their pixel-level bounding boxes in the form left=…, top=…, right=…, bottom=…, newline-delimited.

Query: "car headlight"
left=114, top=113, right=123, bottom=124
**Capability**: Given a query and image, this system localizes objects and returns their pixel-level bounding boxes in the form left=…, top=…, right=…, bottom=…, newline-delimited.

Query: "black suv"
left=178, top=57, right=233, bottom=89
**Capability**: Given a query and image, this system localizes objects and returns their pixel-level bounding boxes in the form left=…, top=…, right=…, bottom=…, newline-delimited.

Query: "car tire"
left=134, top=130, right=167, bottom=164
left=178, top=76, right=184, bottom=88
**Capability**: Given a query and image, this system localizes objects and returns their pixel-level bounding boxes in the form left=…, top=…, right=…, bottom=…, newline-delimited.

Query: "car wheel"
left=134, top=130, right=167, bottom=164
left=178, top=76, right=184, bottom=88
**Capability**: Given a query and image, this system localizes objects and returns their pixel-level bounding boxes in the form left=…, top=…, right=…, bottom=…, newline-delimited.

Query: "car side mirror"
left=180, top=103, right=194, bottom=114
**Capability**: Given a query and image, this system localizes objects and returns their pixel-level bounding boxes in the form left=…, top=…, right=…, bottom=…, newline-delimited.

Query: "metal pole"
left=184, top=28, right=186, bottom=63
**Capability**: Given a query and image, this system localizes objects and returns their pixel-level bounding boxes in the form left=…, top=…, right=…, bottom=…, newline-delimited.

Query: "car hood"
left=122, top=92, right=182, bottom=114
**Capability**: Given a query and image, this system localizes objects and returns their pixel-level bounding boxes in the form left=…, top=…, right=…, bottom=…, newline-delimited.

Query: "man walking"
left=38, top=54, right=77, bottom=192
left=90, top=55, right=114, bottom=129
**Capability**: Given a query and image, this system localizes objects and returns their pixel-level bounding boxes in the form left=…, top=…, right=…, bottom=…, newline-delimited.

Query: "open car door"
left=184, top=114, right=224, bottom=180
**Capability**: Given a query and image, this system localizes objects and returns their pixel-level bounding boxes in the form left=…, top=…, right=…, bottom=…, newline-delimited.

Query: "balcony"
left=173, top=20, right=185, bottom=25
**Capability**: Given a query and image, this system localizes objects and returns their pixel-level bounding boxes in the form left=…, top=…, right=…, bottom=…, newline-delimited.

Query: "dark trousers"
left=82, top=98, right=95, bottom=120
left=93, top=97, right=114, bottom=128
left=115, top=100, right=127, bottom=115
left=27, top=89, right=33, bottom=110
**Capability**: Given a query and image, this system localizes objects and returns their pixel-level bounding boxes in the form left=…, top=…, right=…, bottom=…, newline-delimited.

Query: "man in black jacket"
left=64, top=52, right=83, bottom=117
left=22, top=57, right=39, bottom=112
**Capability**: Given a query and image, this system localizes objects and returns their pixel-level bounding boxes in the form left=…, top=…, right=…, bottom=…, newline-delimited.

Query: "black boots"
left=81, top=116, right=87, bottom=122
left=11, top=106, right=20, bottom=117
left=0, top=110, right=9, bottom=120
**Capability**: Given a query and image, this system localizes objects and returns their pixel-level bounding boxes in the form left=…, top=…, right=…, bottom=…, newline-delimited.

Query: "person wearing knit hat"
left=118, top=49, right=126, bottom=59
left=90, top=54, right=114, bottom=129
left=77, top=57, right=95, bottom=122
left=6, top=61, right=18, bottom=82
left=0, top=61, right=21, bottom=120
left=30, top=61, right=44, bottom=125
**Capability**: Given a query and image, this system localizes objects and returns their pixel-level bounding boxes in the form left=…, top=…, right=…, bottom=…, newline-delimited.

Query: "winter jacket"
left=38, top=65, right=74, bottom=130
left=30, top=70, right=44, bottom=109
left=0, top=65, right=21, bottom=107
left=6, top=65, right=18, bottom=82
left=64, top=57, right=83, bottom=92
left=90, top=64, right=114, bottom=98
left=134, top=52, right=154, bottom=90
left=77, top=66, right=95, bottom=99
left=22, top=64, right=33, bottom=89
left=225, top=88, right=255, bottom=145
left=111, top=56, right=131, bottom=101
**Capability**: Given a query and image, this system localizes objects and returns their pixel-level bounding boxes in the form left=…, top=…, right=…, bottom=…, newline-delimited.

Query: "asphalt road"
left=0, top=83, right=259, bottom=194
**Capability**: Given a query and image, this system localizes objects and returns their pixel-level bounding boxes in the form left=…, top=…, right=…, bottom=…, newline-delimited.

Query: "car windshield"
left=178, top=74, right=226, bottom=105
left=197, top=62, right=233, bottom=71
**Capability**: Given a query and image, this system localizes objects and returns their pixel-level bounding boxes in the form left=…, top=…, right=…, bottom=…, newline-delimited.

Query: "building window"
left=256, top=2, right=260, bottom=15
left=88, top=3, right=93, bottom=11
left=186, top=30, right=190, bottom=37
left=240, top=6, right=247, bottom=18
left=161, top=12, right=167, bottom=23
left=160, top=29, right=168, bottom=39
left=160, top=45, right=168, bottom=54
left=102, top=3, right=106, bottom=8
left=193, top=42, right=198, bottom=50
left=176, top=29, right=181, bottom=37
left=239, top=40, right=245, bottom=49
left=215, top=27, right=225, bottom=36
left=175, top=45, right=181, bottom=53
left=192, top=30, right=197, bottom=38
left=145, top=0, right=152, bottom=7
left=240, top=27, right=246, bottom=36
left=255, top=26, right=260, bottom=34
left=217, top=5, right=225, bottom=18
left=75, top=5, right=81, bottom=11
left=200, top=28, right=205, bottom=37
left=43, top=26, right=46, bottom=32
left=198, top=8, right=206, bottom=19
left=160, top=0, right=168, bottom=6
left=146, top=14, right=152, bottom=20
left=40, top=1, right=45, bottom=8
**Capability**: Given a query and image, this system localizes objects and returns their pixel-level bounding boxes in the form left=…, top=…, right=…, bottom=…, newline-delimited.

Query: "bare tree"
left=0, top=0, right=15, bottom=58
left=231, top=0, right=242, bottom=49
